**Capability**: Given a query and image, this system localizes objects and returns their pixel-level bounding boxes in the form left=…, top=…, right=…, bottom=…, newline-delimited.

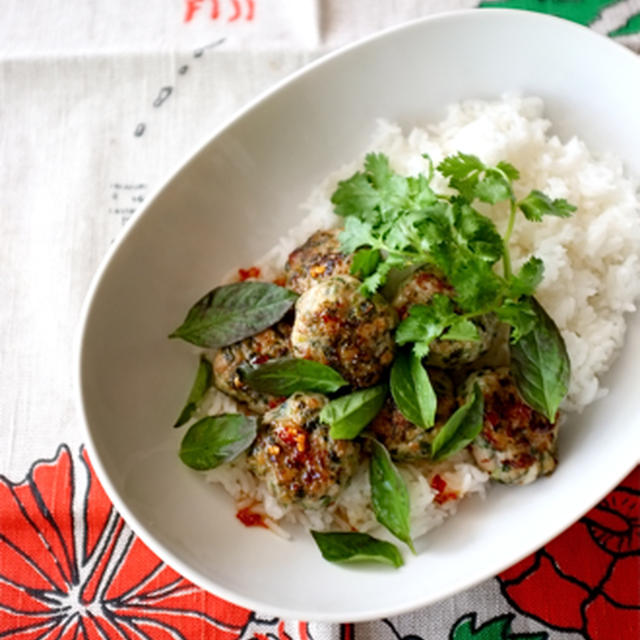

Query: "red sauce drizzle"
left=430, top=473, right=458, bottom=505
left=236, top=507, right=267, bottom=528
left=238, top=266, right=261, bottom=281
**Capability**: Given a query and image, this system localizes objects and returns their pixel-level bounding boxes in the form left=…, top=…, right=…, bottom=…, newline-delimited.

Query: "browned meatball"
left=291, top=275, right=397, bottom=388
left=464, top=367, right=558, bottom=484
left=368, top=369, right=456, bottom=461
left=284, top=229, right=353, bottom=294
left=212, top=320, right=291, bottom=413
left=247, top=393, right=361, bottom=509
left=393, top=266, right=498, bottom=368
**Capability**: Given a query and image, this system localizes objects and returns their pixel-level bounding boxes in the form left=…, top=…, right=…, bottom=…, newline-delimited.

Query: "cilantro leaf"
left=407, top=174, right=437, bottom=208
left=452, top=200, right=504, bottom=264
left=495, top=298, right=537, bottom=343
left=339, top=217, right=377, bottom=253
left=475, top=168, right=512, bottom=204
left=509, top=256, right=544, bottom=298
left=364, top=153, right=411, bottom=212
left=438, top=153, right=515, bottom=205
left=331, top=172, right=379, bottom=219
left=437, top=152, right=485, bottom=201
left=395, top=296, right=455, bottom=357
left=441, top=317, right=480, bottom=341
left=496, top=161, right=520, bottom=182
left=332, top=153, right=436, bottom=224
left=350, top=248, right=381, bottom=278
left=518, top=190, right=576, bottom=221
left=445, top=250, right=504, bottom=312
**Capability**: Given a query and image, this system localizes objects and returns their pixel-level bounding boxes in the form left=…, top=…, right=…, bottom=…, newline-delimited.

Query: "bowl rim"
left=75, top=8, right=640, bottom=622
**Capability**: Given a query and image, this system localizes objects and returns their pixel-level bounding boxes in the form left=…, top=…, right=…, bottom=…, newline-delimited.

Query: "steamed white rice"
left=205, top=95, right=640, bottom=541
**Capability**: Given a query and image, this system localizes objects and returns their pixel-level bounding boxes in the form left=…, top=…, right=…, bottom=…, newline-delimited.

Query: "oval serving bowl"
left=77, top=9, right=640, bottom=622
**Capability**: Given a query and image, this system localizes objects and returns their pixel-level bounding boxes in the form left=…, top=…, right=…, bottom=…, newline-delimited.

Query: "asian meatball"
left=247, top=392, right=361, bottom=509
left=464, top=367, right=558, bottom=485
left=291, top=275, right=397, bottom=388
left=212, top=320, right=292, bottom=413
left=393, top=266, right=498, bottom=368
left=369, top=369, right=456, bottom=461
left=284, top=229, right=353, bottom=294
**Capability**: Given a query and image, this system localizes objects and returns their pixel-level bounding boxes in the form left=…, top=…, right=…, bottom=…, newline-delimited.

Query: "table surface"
left=1, top=1, right=638, bottom=638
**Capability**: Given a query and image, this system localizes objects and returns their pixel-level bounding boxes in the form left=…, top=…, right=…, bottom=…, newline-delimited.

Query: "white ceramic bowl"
left=77, top=9, right=640, bottom=622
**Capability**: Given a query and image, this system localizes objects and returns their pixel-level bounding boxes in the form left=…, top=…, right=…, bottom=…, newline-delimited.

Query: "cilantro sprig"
left=331, top=152, right=573, bottom=420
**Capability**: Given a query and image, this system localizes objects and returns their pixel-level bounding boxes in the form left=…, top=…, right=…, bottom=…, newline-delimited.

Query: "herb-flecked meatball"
left=247, top=393, right=361, bottom=509
left=284, top=229, right=353, bottom=294
left=464, top=367, right=558, bottom=485
left=212, top=320, right=291, bottom=413
left=393, top=266, right=498, bottom=368
left=368, top=369, right=456, bottom=461
left=291, top=275, right=397, bottom=388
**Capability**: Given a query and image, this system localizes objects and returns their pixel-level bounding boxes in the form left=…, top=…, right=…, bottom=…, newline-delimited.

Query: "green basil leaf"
left=350, top=248, right=381, bottom=278
left=510, top=297, right=570, bottom=421
left=321, top=385, right=387, bottom=440
left=390, top=351, right=436, bottom=429
left=431, top=384, right=484, bottom=461
left=169, top=282, right=297, bottom=348
left=310, top=531, right=403, bottom=568
left=240, top=357, right=347, bottom=395
left=174, top=355, right=213, bottom=428
left=369, top=439, right=414, bottom=552
left=179, top=414, right=257, bottom=470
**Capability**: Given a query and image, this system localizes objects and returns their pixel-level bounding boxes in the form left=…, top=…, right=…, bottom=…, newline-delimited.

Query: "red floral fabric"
left=0, top=446, right=251, bottom=638
left=0, top=445, right=637, bottom=638
left=499, top=467, right=639, bottom=639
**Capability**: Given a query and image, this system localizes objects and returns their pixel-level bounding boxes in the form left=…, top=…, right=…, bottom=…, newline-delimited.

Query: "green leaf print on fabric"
left=479, top=0, right=620, bottom=27
left=450, top=613, right=548, bottom=640
left=609, top=11, right=640, bottom=36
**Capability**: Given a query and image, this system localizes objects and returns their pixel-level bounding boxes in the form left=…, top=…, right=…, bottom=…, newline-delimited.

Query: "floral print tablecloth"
left=0, top=1, right=638, bottom=638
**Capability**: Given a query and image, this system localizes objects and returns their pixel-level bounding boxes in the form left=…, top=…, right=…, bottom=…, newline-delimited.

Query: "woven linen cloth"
left=0, top=1, right=638, bottom=638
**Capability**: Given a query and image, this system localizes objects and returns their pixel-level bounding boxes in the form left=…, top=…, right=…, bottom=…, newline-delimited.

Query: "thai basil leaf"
left=431, top=384, right=484, bottom=461
left=169, top=282, right=297, bottom=348
left=240, top=357, right=347, bottom=395
left=510, top=297, right=570, bottom=422
left=174, top=355, right=213, bottom=428
left=320, top=385, right=387, bottom=440
left=390, top=351, right=436, bottom=429
left=179, top=414, right=257, bottom=470
left=310, top=531, right=403, bottom=568
left=369, top=439, right=414, bottom=552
